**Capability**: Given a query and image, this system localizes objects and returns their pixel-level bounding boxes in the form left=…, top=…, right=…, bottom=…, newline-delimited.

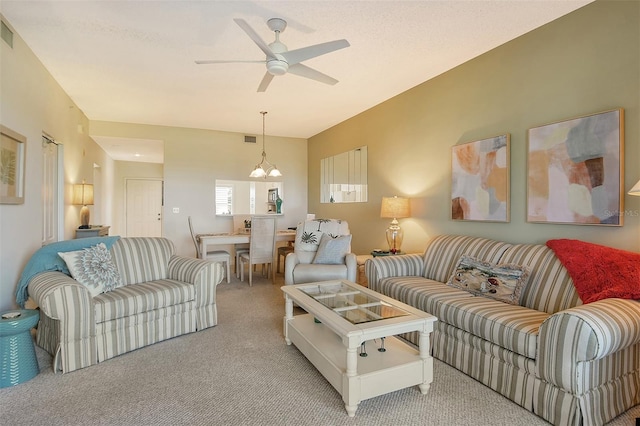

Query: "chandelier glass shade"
left=249, top=111, right=282, bottom=178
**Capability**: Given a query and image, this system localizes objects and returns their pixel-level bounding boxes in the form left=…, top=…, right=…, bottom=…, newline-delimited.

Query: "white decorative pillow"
left=446, top=255, right=530, bottom=305
left=312, top=234, right=352, bottom=265
left=58, top=243, right=122, bottom=297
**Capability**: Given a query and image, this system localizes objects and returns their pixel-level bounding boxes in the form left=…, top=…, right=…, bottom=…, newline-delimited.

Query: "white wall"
left=90, top=121, right=308, bottom=257
left=308, top=1, right=640, bottom=255
left=0, top=17, right=114, bottom=311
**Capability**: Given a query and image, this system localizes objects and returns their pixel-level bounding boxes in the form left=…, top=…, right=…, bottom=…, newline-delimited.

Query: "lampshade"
left=72, top=182, right=94, bottom=205
left=249, top=111, right=282, bottom=179
left=380, top=196, right=410, bottom=219
left=380, top=196, right=410, bottom=254
left=629, top=179, right=640, bottom=196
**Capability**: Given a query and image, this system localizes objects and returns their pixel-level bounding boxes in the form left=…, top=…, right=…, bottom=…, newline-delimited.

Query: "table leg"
left=284, top=296, right=293, bottom=345
left=344, top=346, right=359, bottom=417
left=418, top=330, right=433, bottom=394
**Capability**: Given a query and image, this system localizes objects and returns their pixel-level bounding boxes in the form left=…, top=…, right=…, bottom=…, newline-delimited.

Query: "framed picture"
left=527, top=108, right=624, bottom=226
left=0, top=125, right=26, bottom=205
left=451, top=134, right=510, bottom=222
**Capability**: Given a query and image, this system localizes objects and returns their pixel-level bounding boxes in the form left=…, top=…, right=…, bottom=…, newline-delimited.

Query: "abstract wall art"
left=451, top=134, right=510, bottom=222
left=527, top=109, right=624, bottom=226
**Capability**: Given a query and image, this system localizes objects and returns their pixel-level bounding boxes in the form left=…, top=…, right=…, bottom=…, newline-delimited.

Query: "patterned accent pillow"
left=312, top=234, right=352, bottom=265
left=446, top=255, right=530, bottom=305
left=58, top=243, right=122, bottom=297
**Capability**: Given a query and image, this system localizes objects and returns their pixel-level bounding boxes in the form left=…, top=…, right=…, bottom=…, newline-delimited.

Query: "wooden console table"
left=75, top=225, right=110, bottom=239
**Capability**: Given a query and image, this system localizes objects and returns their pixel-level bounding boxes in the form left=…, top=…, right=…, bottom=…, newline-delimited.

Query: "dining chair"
left=188, top=216, right=231, bottom=283
left=238, top=216, right=277, bottom=286
left=277, top=244, right=294, bottom=273
left=232, top=214, right=251, bottom=277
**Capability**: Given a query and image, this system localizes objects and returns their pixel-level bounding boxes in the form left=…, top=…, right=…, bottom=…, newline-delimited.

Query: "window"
left=215, top=185, right=233, bottom=215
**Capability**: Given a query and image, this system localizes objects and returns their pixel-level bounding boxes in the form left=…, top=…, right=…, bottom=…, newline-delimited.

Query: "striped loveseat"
left=27, top=237, right=224, bottom=374
left=365, top=235, right=640, bottom=426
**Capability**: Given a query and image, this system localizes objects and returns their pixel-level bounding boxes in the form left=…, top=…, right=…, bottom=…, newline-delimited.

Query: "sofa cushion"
left=110, top=237, right=175, bottom=286
left=377, top=276, right=474, bottom=315
left=296, top=219, right=350, bottom=253
left=498, top=244, right=580, bottom=314
left=446, top=255, right=530, bottom=305
left=377, top=276, right=547, bottom=358
left=291, top=263, right=348, bottom=283
left=94, top=279, right=195, bottom=323
left=422, top=235, right=512, bottom=282
left=58, top=243, right=122, bottom=297
left=313, top=234, right=352, bottom=264
left=435, top=296, right=550, bottom=359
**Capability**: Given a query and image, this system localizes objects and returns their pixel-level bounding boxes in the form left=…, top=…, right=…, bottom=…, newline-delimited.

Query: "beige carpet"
left=1, top=273, right=638, bottom=425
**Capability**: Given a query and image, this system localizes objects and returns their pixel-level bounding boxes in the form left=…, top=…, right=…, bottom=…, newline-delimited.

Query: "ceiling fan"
left=195, top=18, right=350, bottom=92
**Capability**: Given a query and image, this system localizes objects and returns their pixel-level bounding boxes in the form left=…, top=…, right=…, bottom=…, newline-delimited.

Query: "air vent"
left=244, top=135, right=257, bottom=144
left=1, top=21, right=13, bottom=48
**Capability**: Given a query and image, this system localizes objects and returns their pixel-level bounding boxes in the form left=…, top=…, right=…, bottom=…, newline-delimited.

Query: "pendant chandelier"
left=249, top=111, right=282, bottom=179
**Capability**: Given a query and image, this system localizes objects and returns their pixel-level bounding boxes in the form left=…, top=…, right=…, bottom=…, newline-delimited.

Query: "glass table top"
left=300, top=282, right=409, bottom=324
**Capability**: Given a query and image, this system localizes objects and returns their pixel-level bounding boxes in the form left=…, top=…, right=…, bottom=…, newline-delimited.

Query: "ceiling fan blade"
left=281, top=39, right=350, bottom=66
left=257, top=72, right=275, bottom=92
left=195, top=60, right=264, bottom=65
left=288, top=63, right=339, bottom=86
left=234, top=18, right=277, bottom=60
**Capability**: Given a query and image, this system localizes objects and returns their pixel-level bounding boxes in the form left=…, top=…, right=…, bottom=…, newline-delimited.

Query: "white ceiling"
left=2, top=0, right=592, bottom=163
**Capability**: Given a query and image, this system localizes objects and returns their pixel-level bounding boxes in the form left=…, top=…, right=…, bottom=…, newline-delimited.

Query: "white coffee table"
left=282, top=280, right=437, bottom=417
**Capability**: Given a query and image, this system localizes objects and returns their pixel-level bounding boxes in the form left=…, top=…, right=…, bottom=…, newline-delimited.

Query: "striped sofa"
left=365, top=235, right=640, bottom=426
left=28, top=237, right=224, bottom=374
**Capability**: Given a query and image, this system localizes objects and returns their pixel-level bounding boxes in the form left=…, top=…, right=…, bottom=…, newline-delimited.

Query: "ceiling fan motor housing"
left=267, top=59, right=288, bottom=75
left=266, top=39, right=289, bottom=75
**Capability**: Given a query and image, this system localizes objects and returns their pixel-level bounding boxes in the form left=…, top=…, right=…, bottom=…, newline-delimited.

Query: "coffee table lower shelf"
left=286, top=313, right=432, bottom=416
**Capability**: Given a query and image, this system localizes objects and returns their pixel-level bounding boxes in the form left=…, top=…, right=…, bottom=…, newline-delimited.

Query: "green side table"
left=0, top=309, right=40, bottom=388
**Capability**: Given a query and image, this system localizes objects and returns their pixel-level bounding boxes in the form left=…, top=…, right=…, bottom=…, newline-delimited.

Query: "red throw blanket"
left=546, top=239, right=640, bottom=304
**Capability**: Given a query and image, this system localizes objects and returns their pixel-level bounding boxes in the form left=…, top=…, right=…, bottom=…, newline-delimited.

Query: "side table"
left=371, top=250, right=404, bottom=257
left=0, top=309, right=40, bottom=388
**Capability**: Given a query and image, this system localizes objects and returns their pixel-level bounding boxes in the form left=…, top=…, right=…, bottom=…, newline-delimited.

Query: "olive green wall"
left=308, top=0, right=640, bottom=255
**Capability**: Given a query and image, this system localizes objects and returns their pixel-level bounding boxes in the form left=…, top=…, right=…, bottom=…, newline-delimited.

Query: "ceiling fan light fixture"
left=267, top=59, right=288, bottom=75
left=249, top=111, right=282, bottom=179
left=195, top=18, right=350, bottom=92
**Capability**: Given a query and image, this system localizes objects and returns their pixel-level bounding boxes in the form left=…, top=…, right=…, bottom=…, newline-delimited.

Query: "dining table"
left=196, top=230, right=296, bottom=259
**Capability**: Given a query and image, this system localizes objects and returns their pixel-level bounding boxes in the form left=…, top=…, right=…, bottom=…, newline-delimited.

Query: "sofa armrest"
left=168, top=255, right=223, bottom=330
left=365, top=253, right=425, bottom=290
left=345, top=253, right=357, bottom=282
left=284, top=252, right=300, bottom=285
left=168, top=255, right=223, bottom=304
left=537, top=298, right=640, bottom=390
left=27, top=271, right=96, bottom=373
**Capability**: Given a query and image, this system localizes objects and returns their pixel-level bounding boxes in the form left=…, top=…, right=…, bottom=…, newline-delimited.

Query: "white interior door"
left=125, top=179, right=163, bottom=237
left=42, top=135, right=63, bottom=245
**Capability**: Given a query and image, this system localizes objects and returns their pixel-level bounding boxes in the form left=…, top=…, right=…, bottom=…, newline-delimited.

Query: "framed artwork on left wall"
left=0, top=125, right=26, bottom=205
left=451, top=134, right=510, bottom=222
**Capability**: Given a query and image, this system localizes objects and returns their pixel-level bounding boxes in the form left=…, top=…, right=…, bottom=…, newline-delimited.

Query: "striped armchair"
left=28, top=237, right=224, bottom=374
left=366, top=235, right=640, bottom=426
